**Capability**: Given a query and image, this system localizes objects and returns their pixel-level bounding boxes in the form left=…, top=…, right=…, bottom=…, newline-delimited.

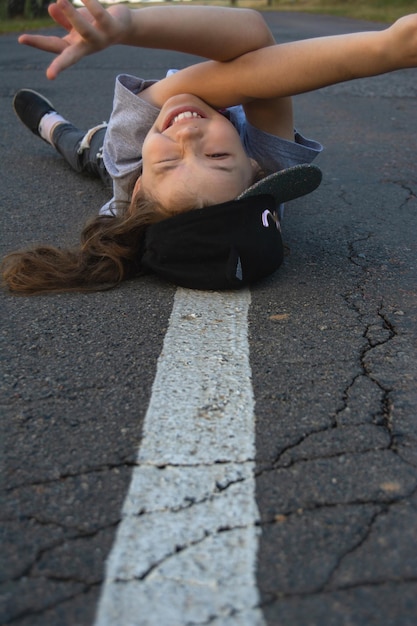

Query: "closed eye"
left=158, top=157, right=179, bottom=164
left=207, top=153, right=229, bottom=159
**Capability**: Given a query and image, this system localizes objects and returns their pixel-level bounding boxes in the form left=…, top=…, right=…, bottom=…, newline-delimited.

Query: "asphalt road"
left=1, top=9, right=417, bottom=626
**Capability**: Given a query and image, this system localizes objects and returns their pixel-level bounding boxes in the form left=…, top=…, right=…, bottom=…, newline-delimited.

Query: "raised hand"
left=388, top=13, right=417, bottom=69
left=18, top=0, right=133, bottom=79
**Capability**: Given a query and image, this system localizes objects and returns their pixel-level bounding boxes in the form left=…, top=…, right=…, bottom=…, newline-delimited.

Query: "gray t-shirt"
left=102, top=73, right=323, bottom=213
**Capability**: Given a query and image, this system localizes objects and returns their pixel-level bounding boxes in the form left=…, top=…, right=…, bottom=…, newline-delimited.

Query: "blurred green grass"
left=265, top=0, right=417, bottom=22
left=1, top=0, right=416, bottom=34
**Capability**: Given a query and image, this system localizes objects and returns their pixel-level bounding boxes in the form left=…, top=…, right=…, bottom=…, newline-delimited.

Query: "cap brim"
left=238, top=163, right=322, bottom=204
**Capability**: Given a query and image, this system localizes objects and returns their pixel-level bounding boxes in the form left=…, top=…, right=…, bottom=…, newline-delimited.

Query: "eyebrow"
left=152, top=162, right=235, bottom=176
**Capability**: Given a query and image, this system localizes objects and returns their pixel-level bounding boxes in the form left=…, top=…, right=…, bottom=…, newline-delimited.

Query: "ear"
left=133, top=175, right=142, bottom=196
left=126, top=176, right=144, bottom=217
left=249, top=159, right=263, bottom=180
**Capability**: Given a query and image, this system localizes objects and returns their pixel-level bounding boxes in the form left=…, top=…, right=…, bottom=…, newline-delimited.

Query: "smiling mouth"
left=172, top=111, right=202, bottom=124
left=163, top=108, right=206, bottom=130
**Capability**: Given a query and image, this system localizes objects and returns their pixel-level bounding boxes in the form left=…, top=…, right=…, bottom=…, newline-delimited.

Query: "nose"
left=173, top=123, right=203, bottom=146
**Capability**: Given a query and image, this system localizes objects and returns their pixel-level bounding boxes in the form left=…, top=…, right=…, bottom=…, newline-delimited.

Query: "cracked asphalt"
left=1, top=11, right=417, bottom=626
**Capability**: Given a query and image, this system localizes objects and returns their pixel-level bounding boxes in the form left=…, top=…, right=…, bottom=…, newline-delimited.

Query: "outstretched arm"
left=147, top=13, right=417, bottom=107
left=132, top=12, right=417, bottom=140
left=18, top=0, right=274, bottom=80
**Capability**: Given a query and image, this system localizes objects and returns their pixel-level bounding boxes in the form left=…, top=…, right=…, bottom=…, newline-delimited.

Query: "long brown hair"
left=1, top=191, right=166, bottom=295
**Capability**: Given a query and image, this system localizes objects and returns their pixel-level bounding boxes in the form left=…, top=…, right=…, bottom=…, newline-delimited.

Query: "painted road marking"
left=94, top=288, right=266, bottom=626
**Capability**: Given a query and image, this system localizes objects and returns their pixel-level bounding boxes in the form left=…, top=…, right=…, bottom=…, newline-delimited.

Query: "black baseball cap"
left=141, top=163, right=322, bottom=290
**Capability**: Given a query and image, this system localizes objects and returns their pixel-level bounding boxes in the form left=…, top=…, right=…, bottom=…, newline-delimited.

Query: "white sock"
left=38, top=112, right=67, bottom=144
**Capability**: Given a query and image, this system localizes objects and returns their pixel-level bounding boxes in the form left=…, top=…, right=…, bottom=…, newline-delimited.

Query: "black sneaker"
left=13, top=89, right=56, bottom=139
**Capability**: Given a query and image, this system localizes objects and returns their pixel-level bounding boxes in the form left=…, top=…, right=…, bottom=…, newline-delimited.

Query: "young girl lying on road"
left=2, top=1, right=417, bottom=294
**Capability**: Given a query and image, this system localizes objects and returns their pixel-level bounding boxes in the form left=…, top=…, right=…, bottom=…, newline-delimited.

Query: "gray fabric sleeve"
left=243, top=120, right=323, bottom=174
left=102, top=74, right=160, bottom=208
left=226, top=106, right=322, bottom=173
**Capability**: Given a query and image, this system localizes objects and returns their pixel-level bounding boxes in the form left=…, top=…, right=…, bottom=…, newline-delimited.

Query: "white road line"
left=94, top=288, right=266, bottom=626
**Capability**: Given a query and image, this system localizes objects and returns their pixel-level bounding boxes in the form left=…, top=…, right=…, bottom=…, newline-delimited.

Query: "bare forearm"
left=18, top=0, right=274, bottom=79
left=156, top=18, right=417, bottom=107
left=122, top=6, right=274, bottom=61
left=236, top=31, right=393, bottom=99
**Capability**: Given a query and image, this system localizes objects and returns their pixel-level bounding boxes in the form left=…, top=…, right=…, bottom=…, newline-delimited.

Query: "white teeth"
left=172, top=111, right=201, bottom=125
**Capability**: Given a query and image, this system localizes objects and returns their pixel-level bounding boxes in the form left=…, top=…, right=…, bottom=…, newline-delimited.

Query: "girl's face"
left=137, top=95, right=259, bottom=215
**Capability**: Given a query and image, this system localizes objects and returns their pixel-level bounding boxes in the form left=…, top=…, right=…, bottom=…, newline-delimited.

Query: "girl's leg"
left=13, top=89, right=111, bottom=186
left=51, top=123, right=110, bottom=185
